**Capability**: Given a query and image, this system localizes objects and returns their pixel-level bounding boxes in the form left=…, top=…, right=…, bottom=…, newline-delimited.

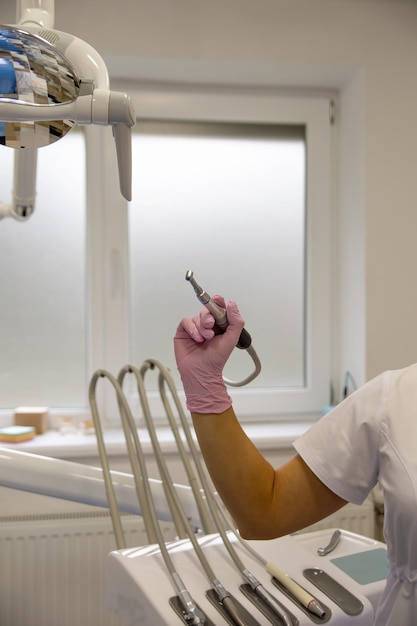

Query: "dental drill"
left=185, top=271, right=261, bottom=387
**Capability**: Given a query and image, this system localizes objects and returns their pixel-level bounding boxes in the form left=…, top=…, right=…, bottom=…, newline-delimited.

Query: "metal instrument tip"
left=185, top=270, right=193, bottom=281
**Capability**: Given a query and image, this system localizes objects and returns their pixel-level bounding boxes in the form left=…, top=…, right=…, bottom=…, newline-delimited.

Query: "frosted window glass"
left=129, top=121, right=305, bottom=391
left=0, top=131, right=86, bottom=408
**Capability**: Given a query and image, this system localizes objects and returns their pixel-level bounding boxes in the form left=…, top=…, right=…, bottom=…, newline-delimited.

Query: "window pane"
left=0, top=130, right=86, bottom=408
left=129, top=121, right=305, bottom=392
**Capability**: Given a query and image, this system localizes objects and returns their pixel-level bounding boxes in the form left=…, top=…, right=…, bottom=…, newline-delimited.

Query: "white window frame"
left=86, top=85, right=333, bottom=424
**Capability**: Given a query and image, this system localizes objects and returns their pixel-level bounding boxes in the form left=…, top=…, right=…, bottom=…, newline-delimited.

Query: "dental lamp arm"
left=29, top=27, right=135, bottom=201
left=16, top=0, right=55, bottom=29
left=0, top=88, right=135, bottom=201
left=0, top=88, right=135, bottom=126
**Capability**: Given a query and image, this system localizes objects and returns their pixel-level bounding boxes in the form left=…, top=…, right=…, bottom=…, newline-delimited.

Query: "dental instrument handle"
left=318, top=528, right=341, bottom=556
left=208, top=299, right=252, bottom=350
left=266, top=562, right=326, bottom=618
left=242, top=569, right=293, bottom=626
left=185, top=270, right=252, bottom=349
left=173, top=574, right=206, bottom=624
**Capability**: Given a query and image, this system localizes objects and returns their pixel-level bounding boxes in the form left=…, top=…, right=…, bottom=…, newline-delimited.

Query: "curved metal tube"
left=89, top=367, right=206, bottom=623
left=118, top=364, right=188, bottom=538
left=141, top=361, right=215, bottom=535
left=89, top=369, right=162, bottom=545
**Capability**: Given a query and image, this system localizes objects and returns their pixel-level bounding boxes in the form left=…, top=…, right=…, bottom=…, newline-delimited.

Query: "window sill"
left=0, top=419, right=316, bottom=460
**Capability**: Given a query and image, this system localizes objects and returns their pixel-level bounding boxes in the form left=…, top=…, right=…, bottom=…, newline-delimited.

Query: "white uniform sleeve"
left=293, top=370, right=389, bottom=505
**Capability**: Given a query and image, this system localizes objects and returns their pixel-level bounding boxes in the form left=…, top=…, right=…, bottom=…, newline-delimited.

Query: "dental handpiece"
left=185, top=271, right=252, bottom=350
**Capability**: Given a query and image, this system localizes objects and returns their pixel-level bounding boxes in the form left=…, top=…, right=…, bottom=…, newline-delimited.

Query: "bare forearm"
left=191, top=406, right=347, bottom=540
left=191, top=406, right=278, bottom=538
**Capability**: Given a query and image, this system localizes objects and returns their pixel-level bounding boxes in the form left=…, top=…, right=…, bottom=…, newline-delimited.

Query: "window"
left=0, top=129, right=86, bottom=410
left=0, top=87, right=332, bottom=424
left=129, top=121, right=306, bottom=387
left=124, top=87, right=332, bottom=420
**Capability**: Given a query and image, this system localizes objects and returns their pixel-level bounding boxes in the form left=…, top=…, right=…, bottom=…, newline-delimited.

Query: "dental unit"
left=86, top=357, right=387, bottom=626
left=0, top=360, right=387, bottom=625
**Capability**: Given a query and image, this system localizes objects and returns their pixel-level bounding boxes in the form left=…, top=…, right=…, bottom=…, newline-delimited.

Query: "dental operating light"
left=0, top=20, right=135, bottom=220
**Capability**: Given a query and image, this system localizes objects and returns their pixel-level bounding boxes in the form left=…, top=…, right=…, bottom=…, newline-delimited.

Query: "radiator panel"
left=0, top=512, right=177, bottom=626
left=302, top=499, right=376, bottom=537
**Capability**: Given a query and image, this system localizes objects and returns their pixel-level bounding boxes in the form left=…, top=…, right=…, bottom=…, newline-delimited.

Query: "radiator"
left=0, top=511, right=177, bottom=626
left=0, top=500, right=375, bottom=626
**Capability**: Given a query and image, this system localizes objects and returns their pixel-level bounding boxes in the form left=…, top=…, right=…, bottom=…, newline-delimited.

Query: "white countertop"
left=0, top=420, right=315, bottom=459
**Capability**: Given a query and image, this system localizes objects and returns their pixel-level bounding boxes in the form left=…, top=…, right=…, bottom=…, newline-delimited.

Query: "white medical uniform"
left=293, top=363, right=417, bottom=625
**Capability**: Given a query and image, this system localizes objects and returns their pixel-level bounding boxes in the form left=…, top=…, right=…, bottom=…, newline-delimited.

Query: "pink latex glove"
left=174, top=296, right=245, bottom=413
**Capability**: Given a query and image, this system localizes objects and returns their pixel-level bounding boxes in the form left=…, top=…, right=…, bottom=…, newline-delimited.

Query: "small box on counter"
left=14, top=406, right=49, bottom=435
left=0, top=425, right=36, bottom=443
